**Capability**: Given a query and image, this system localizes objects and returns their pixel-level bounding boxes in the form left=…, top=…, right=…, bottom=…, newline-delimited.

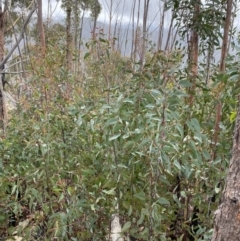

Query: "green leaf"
left=175, top=124, right=183, bottom=138
left=230, top=111, right=237, bottom=123
left=138, top=138, right=151, bottom=149
left=134, top=191, right=146, bottom=201
left=84, top=52, right=90, bottom=60
left=123, top=141, right=134, bottom=149
left=179, top=80, right=192, bottom=87
left=157, top=197, right=170, bottom=205
left=159, top=176, right=170, bottom=186
left=121, top=221, right=131, bottom=232
left=202, top=150, right=210, bottom=160
left=174, top=160, right=181, bottom=170
left=187, top=118, right=201, bottom=133
left=104, top=117, right=118, bottom=127
left=109, top=133, right=121, bottom=141
left=128, top=205, right=133, bottom=216
left=90, top=119, right=94, bottom=132
left=102, top=188, right=116, bottom=195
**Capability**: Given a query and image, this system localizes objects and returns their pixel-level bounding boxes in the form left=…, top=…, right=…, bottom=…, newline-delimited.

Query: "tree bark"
left=110, top=214, right=123, bottom=241
left=188, top=2, right=200, bottom=108
left=140, top=0, right=150, bottom=71
left=37, top=0, right=46, bottom=57
left=212, top=0, right=233, bottom=160
left=211, top=98, right=240, bottom=241
left=92, top=0, right=99, bottom=40
left=157, top=0, right=166, bottom=50
left=0, top=1, right=6, bottom=133
left=66, top=2, right=72, bottom=71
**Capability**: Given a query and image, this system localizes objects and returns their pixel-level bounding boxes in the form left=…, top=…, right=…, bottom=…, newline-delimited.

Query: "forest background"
left=0, top=0, right=239, bottom=240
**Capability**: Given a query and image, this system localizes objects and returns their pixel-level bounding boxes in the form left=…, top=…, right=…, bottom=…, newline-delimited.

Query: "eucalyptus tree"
left=0, top=0, right=7, bottom=133
left=61, top=0, right=101, bottom=71
left=37, top=0, right=45, bottom=56
left=162, top=0, right=235, bottom=239
left=210, top=0, right=240, bottom=240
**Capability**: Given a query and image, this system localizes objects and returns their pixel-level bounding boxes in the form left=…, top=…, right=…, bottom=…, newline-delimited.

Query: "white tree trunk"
left=110, top=214, right=123, bottom=241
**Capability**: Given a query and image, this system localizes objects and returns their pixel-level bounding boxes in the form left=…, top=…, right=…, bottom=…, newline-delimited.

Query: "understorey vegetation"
left=0, top=0, right=240, bottom=240
left=0, top=38, right=239, bottom=240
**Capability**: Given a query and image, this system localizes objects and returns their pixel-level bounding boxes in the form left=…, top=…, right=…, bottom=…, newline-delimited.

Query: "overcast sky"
left=42, top=0, right=240, bottom=35
left=42, top=0, right=171, bottom=29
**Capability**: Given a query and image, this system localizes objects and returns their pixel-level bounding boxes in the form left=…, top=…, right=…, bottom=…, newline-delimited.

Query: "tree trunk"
left=157, top=0, right=166, bottom=50
left=212, top=0, right=233, bottom=160
left=140, top=0, right=150, bottom=71
left=188, top=2, right=200, bottom=107
left=130, top=0, right=136, bottom=62
left=110, top=214, right=123, bottom=241
left=211, top=98, right=240, bottom=241
left=66, top=2, right=72, bottom=71
left=37, top=0, right=46, bottom=57
left=0, top=2, right=6, bottom=134
left=92, top=0, right=98, bottom=40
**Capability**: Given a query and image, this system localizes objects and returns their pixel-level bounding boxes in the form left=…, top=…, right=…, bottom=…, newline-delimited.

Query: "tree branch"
left=0, top=6, right=36, bottom=69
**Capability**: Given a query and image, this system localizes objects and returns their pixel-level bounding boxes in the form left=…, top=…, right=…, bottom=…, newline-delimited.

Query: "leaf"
left=134, top=191, right=146, bottom=201
left=215, top=186, right=221, bottom=194
left=90, top=119, right=94, bottom=132
left=117, top=164, right=128, bottom=168
left=187, top=118, right=201, bottom=133
left=138, top=138, right=151, bottom=149
left=84, top=52, right=90, bottom=60
left=104, top=117, right=118, bottom=127
left=128, top=205, right=133, bottom=216
left=121, top=221, right=131, bottom=232
left=159, top=176, right=170, bottom=186
left=157, top=197, right=170, bottom=205
left=99, top=38, right=107, bottom=43
left=145, top=104, right=155, bottom=109
left=179, top=80, right=192, bottom=87
left=76, top=116, right=82, bottom=126
left=174, top=160, right=181, bottom=170
left=175, top=124, right=183, bottom=138
left=202, top=150, right=210, bottom=160
left=102, top=188, right=116, bottom=195
left=123, top=98, right=134, bottom=104
left=191, top=118, right=201, bottom=133
left=230, top=111, right=237, bottom=123
left=123, top=141, right=134, bottom=150
left=109, top=133, right=121, bottom=141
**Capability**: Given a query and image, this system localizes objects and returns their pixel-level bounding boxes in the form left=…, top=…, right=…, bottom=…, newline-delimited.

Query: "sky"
left=42, top=0, right=171, bottom=29
left=43, top=0, right=240, bottom=30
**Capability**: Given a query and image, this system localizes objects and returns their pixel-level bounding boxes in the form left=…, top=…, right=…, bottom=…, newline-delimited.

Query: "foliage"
left=0, top=36, right=239, bottom=240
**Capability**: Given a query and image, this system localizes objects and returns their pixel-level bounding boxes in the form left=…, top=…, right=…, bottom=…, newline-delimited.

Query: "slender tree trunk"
left=73, top=0, right=78, bottom=51
left=0, top=1, right=6, bottom=133
left=108, top=0, right=113, bottom=42
left=227, top=1, right=236, bottom=54
left=66, top=2, right=72, bottom=71
left=92, top=0, right=98, bottom=40
left=205, top=43, right=214, bottom=84
left=37, top=0, right=46, bottom=57
left=133, top=0, right=140, bottom=63
left=212, top=0, right=233, bottom=160
left=140, top=0, right=150, bottom=70
left=157, top=0, right=166, bottom=50
left=130, top=0, right=136, bottom=61
left=164, top=11, right=174, bottom=51
left=188, top=2, right=200, bottom=107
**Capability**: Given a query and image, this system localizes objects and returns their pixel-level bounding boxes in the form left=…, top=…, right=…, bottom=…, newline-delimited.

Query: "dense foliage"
left=0, top=35, right=239, bottom=240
